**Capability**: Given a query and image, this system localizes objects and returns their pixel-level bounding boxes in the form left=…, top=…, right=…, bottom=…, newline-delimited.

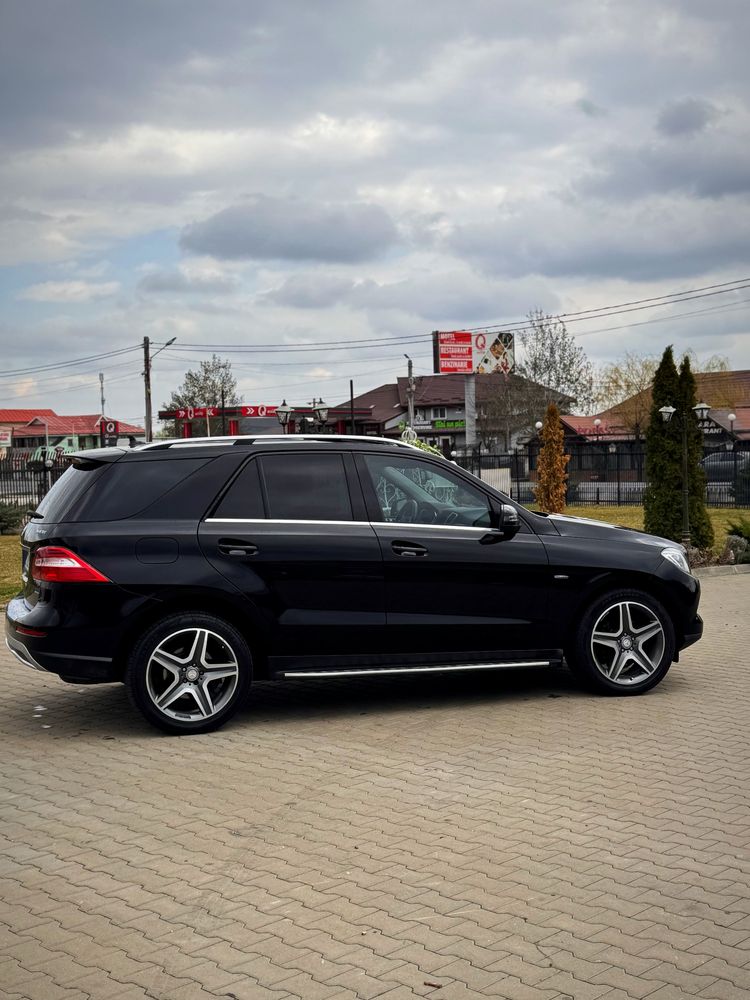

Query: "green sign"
left=433, top=419, right=465, bottom=430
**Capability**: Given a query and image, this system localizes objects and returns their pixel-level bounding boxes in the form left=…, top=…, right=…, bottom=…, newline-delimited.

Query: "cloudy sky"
left=2, top=0, right=749, bottom=426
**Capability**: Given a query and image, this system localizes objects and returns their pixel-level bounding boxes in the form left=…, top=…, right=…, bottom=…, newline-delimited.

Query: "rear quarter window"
left=70, top=457, right=210, bottom=521
left=35, top=464, right=107, bottom=523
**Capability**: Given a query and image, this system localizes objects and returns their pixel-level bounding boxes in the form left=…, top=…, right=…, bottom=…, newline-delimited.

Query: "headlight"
left=661, top=547, right=691, bottom=574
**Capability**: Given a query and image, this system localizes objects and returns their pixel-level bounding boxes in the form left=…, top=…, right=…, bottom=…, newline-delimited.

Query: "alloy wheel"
left=145, top=627, right=239, bottom=722
left=590, top=601, right=665, bottom=686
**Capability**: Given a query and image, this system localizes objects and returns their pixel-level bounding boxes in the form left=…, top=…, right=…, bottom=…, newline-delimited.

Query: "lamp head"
left=659, top=405, right=676, bottom=424
left=275, top=399, right=292, bottom=426
left=693, top=401, right=710, bottom=421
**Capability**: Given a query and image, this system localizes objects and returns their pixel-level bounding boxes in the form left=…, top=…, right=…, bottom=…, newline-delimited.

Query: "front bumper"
left=680, top=613, right=703, bottom=651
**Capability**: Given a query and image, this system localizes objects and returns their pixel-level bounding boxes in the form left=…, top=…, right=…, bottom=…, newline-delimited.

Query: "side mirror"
left=489, top=502, right=521, bottom=539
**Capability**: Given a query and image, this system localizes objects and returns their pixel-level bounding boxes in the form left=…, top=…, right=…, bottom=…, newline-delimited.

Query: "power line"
left=0, top=345, right=141, bottom=379
left=453, top=277, right=750, bottom=334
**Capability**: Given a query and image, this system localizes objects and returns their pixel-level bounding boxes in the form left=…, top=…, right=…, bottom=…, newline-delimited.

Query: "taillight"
left=31, top=546, right=110, bottom=584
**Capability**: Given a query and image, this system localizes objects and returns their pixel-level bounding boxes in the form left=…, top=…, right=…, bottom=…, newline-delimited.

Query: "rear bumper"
left=5, top=595, right=121, bottom=683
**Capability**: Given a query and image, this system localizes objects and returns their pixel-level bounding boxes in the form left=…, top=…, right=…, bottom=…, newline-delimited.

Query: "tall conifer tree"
left=644, top=347, right=682, bottom=540
left=644, top=346, right=713, bottom=548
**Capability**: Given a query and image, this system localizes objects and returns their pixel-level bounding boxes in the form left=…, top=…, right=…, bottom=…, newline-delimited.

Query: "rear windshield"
left=35, top=464, right=107, bottom=523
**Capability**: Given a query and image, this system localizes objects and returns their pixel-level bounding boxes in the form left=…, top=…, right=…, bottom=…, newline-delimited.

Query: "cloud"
left=448, top=197, right=750, bottom=281
left=137, top=266, right=238, bottom=295
left=656, top=97, right=721, bottom=136
left=18, top=280, right=121, bottom=303
left=180, top=196, right=399, bottom=263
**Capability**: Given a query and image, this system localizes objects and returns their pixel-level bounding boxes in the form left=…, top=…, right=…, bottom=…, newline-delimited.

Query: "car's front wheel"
left=569, top=589, right=675, bottom=695
left=125, top=613, right=252, bottom=734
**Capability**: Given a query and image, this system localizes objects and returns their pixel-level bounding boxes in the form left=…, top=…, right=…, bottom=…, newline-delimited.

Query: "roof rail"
left=137, top=433, right=424, bottom=452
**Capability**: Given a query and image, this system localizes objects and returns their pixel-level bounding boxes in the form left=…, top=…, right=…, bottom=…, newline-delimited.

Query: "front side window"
left=261, top=453, right=353, bottom=521
left=362, top=454, right=491, bottom=527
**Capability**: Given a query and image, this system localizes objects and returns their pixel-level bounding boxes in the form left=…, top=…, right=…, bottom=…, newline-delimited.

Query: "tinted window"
left=213, top=459, right=265, bottom=518
left=362, top=454, right=491, bottom=527
left=261, top=453, right=353, bottom=521
left=35, top=464, right=106, bottom=522
left=73, top=458, right=208, bottom=521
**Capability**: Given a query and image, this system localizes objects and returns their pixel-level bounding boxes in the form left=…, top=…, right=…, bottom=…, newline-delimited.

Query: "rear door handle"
left=391, top=541, right=428, bottom=558
left=218, top=539, right=259, bottom=557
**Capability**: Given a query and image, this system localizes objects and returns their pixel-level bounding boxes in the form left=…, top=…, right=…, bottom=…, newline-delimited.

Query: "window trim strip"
left=205, top=518, right=495, bottom=532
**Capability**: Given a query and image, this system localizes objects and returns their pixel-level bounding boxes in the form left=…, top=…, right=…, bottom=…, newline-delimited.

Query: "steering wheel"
left=394, top=498, right=418, bottom=523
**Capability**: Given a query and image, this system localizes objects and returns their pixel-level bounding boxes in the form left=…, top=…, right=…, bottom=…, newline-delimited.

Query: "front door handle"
left=218, top=538, right=259, bottom=557
left=391, top=540, right=428, bottom=558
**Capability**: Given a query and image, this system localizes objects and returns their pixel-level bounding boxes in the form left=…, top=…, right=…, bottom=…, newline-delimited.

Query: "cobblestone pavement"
left=1, top=576, right=749, bottom=1000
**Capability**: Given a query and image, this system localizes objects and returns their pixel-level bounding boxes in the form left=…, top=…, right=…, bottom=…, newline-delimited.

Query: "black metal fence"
left=457, top=444, right=750, bottom=508
left=1, top=445, right=748, bottom=511
left=0, top=454, right=70, bottom=509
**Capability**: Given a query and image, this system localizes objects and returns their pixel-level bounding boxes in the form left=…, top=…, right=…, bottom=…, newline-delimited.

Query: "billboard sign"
left=433, top=330, right=514, bottom=375
left=0, top=429, right=12, bottom=447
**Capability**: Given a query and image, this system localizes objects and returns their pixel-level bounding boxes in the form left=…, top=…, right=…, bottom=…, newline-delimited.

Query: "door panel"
left=199, top=452, right=386, bottom=661
left=356, top=452, right=551, bottom=656
left=200, top=518, right=385, bottom=657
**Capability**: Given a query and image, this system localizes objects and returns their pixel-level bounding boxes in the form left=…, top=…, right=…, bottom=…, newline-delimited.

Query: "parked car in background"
left=700, top=450, right=750, bottom=482
left=7, top=435, right=702, bottom=735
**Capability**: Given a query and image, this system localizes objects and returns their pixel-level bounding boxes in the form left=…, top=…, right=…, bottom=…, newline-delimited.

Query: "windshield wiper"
left=26, top=509, right=44, bottom=519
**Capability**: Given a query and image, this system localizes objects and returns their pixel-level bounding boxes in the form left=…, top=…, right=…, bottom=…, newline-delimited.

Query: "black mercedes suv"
left=6, top=435, right=703, bottom=734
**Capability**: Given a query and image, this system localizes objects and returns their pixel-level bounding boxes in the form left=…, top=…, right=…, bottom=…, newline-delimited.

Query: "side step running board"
left=280, top=660, right=553, bottom=679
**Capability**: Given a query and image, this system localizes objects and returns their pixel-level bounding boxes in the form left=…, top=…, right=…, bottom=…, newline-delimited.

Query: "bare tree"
left=476, top=374, right=566, bottom=450
left=517, top=311, right=595, bottom=413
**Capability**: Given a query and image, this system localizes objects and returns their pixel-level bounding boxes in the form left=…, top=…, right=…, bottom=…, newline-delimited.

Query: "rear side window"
left=261, top=453, right=353, bottom=521
left=213, top=460, right=265, bottom=519
left=35, top=464, right=106, bottom=522
left=72, top=458, right=208, bottom=521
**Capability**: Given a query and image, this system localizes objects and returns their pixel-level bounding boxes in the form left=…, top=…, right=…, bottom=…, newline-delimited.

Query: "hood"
left=548, top=513, right=674, bottom=550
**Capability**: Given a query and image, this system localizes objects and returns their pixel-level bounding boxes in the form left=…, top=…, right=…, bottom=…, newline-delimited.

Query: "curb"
left=693, top=564, right=750, bottom=578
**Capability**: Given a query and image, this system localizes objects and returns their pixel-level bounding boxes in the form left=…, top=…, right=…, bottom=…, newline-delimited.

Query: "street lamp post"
left=312, top=398, right=329, bottom=432
left=659, top=400, right=710, bottom=548
left=275, top=400, right=292, bottom=434
left=728, top=411, right=737, bottom=487
left=609, top=442, right=620, bottom=505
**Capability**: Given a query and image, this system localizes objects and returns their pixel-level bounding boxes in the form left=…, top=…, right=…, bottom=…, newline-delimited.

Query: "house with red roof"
left=0, top=409, right=144, bottom=454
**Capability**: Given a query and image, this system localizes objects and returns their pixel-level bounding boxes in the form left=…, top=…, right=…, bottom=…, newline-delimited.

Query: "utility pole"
left=143, top=337, right=152, bottom=442
left=99, top=372, right=105, bottom=417
left=349, top=380, right=355, bottom=435
left=405, top=355, right=415, bottom=428
left=143, top=335, right=176, bottom=443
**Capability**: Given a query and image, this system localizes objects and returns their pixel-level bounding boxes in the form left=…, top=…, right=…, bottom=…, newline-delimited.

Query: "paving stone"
left=0, top=576, right=748, bottom=1000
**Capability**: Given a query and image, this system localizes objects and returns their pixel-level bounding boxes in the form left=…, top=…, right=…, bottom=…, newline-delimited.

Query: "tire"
left=568, top=588, right=675, bottom=696
left=125, top=613, right=252, bottom=734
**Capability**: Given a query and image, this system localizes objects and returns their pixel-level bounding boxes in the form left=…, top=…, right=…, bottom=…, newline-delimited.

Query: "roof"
left=17, top=414, right=144, bottom=437
left=339, top=372, right=573, bottom=426
left=563, top=374, right=750, bottom=442
left=0, top=408, right=56, bottom=425
left=335, top=382, right=403, bottom=425
left=709, top=405, right=750, bottom=440
left=599, top=369, right=750, bottom=425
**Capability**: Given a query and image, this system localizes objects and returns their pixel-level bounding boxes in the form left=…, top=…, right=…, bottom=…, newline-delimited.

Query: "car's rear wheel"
left=126, top=613, right=252, bottom=734
left=569, top=589, right=675, bottom=695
